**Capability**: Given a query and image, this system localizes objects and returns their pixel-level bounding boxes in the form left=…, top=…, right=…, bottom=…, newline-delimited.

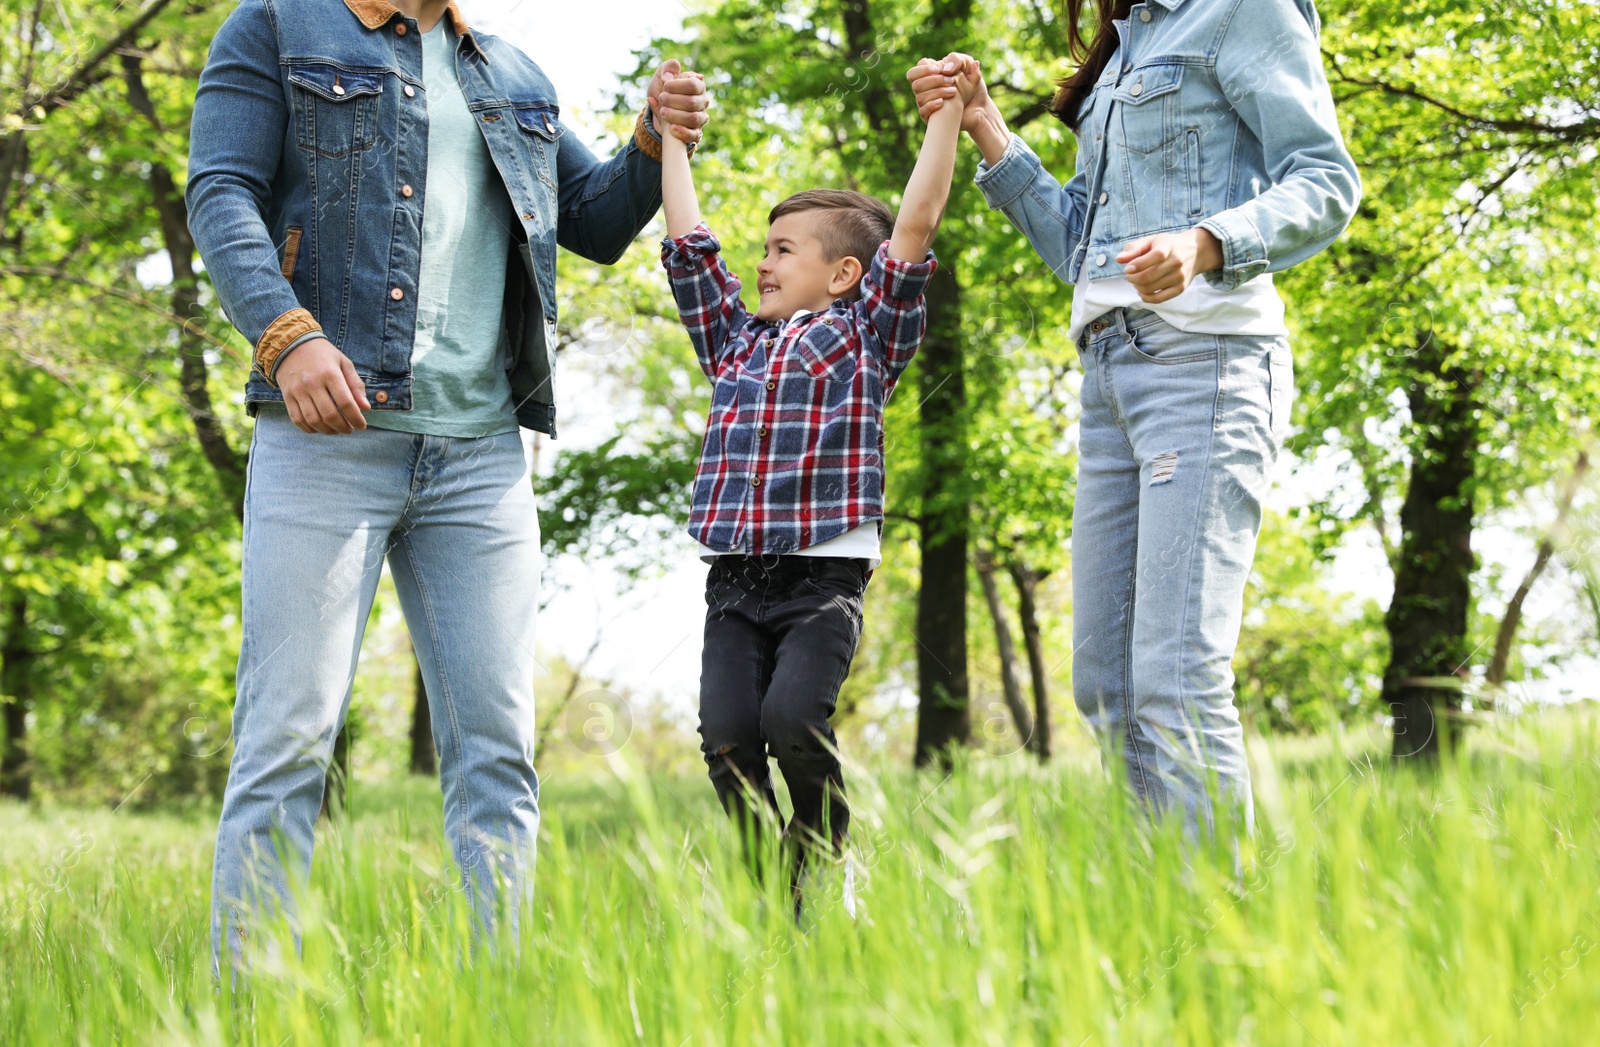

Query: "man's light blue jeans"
left=1072, top=308, right=1291, bottom=841
left=211, top=410, right=541, bottom=971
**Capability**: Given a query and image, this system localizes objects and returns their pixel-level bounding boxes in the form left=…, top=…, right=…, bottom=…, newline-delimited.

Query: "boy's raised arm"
left=656, top=84, right=703, bottom=238
left=887, top=72, right=972, bottom=261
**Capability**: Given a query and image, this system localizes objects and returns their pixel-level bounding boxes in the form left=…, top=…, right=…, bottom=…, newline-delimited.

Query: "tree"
left=1289, top=0, right=1600, bottom=756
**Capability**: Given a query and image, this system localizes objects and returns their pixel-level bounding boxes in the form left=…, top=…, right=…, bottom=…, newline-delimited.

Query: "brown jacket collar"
left=342, top=0, right=483, bottom=54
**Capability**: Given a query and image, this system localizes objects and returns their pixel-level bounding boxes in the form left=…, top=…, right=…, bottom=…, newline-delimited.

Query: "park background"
left=3, top=1, right=1599, bottom=1044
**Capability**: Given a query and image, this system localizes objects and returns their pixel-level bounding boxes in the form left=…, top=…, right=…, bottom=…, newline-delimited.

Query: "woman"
left=910, top=0, right=1360, bottom=839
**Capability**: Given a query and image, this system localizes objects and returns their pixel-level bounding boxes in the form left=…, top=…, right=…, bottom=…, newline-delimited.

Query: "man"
left=185, top=0, right=707, bottom=969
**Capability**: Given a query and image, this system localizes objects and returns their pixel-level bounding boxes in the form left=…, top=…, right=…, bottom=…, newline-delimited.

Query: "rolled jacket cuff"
left=1197, top=209, right=1270, bottom=291
left=256, top=307, right=323, bottom=386
left=974, top=133, right=1036, bottom=211
left=635, top=105, right=695, bottom=163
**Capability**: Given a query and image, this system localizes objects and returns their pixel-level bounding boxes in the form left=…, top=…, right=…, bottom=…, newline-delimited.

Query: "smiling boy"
left=655, top=73, right=972, bottom=915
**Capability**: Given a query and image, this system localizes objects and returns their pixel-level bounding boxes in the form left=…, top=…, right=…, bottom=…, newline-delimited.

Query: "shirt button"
left=751, top=477, right=762, bottom=488
left=394, top=22, right=407, bottom=35
left=1099, top=192, right=1108, bottom=205
left=765, top=381, right=775, bottom=391
left=374, top=390, right=389, bottom=404
left=822, top=317, right=834, bottom=326
left=758, top=427, right=768, bottom=438
left=390, top=287, right=404, bottom=300
left=1139, top=8, right=1152, bottom=21
left=1096, top=254, right=1108, bottom=267
left=404, top=84, right=416, bottom=98
left=401, top=184, right=414, bottom=198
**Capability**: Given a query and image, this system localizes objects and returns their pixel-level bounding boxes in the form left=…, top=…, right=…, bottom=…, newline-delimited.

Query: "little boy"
left=655, top=73, right=972, bottom=911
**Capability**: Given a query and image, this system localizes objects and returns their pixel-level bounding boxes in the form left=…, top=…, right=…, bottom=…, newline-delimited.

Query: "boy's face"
left=754, top=212, right=863, bottom=322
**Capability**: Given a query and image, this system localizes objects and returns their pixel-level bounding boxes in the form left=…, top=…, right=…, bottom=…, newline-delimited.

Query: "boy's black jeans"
left=698, top=554, right=868, bottom=868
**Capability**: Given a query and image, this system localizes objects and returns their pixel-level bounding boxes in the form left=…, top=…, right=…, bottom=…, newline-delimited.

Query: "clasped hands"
left=905, top=52, right=1222, bottom=306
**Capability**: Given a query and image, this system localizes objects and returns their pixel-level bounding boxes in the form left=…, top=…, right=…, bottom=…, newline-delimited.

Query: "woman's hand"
left=906, top=53, right=1011, bottom=166
left=1117, top=228, right=1224, bottom=303
left=907, top=53, right=988, bottom=131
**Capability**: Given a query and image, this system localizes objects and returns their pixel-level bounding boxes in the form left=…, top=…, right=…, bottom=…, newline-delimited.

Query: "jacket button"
left=765, top=381, right=775, bottom=391
left=1130, top=82, right=1144, bottom=97
left=1096, top=254, right=1108, bottom=266
left=401, top=184, right=414, bottom=197
left=374, top=390, right=389, bottom=404
left=1139, top=8, right=1152, bottom=21
left=521, top=212, right=534, bottom=220
left=394, top=22, right=407, bottom=35
left=332, top=83, right=346, bottom=96
left=1099, top=192, right=1108, bottom=204
left=404, top=84, right=416, bottom=98
left=390, top=287, right=404, bottom=300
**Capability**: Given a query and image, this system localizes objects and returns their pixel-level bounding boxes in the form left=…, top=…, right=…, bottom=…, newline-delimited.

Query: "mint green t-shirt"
left=366, top=19, right=518, bottom=438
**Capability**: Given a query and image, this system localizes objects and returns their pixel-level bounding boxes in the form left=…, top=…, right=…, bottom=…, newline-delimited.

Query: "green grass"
left=3, top=709, right=1599, bottom=1045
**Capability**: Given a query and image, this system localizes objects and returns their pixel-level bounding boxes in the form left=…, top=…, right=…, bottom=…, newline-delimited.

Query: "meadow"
left=3, top=707, right=1597, bottom=1045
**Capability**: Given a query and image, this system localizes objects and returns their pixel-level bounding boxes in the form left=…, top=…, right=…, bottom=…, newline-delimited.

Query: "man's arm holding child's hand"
left=887, top=71, right=972, bottom=261
left=655, top=85, right=751, bottom=380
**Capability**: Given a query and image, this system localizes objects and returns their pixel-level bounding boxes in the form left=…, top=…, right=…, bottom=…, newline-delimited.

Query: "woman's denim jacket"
left=186, top=0, right=664, bottom=435
left=976, top=0, right=1360, bottom=293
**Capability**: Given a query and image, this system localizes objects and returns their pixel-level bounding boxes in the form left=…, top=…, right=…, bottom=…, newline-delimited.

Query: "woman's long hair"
left=1049, top=0, right=1134, bottom=129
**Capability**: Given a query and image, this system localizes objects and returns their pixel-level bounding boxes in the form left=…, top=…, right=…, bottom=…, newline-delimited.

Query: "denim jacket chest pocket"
left=287, top=63, right=383, bottom=157
left=504, top=102, right=561, bottom=233
left=1112, top=62, right=1204, bottom=228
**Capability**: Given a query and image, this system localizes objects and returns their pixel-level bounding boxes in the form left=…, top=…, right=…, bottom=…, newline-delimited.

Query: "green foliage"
left=1235, top=514, right=1388, bottom=733
left=2, top=0, right=243, bottom=800
left=2, top=709, right=1598, bottom=1042
left=1288, top=0, right=1600, bottom=539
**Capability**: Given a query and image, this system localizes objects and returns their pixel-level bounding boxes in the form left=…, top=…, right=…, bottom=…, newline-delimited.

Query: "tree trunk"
left=1383, top=341, right=1479, bottom=759
left=1, top=592, right=34, bottom=800
left=1008, top=560, right=1052, bottom=761
left=913, top=262, right=971, bottom=766
left=1487, top=451, right=1590, bottom=688
left=122, top=53, right=246, bottom=519
left=975, top=547, right=1032, bottom=752
left=409, top=656, right=436, bottom=776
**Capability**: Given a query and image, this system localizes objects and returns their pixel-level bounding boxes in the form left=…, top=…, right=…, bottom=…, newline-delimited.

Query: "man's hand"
left=647, top=59, right=709, bottom=144
left=908, top=53, right=989, bottom=132
left=1118, top=229, right=1225, bottom=304
left=275, top=337, right=371, bottom=435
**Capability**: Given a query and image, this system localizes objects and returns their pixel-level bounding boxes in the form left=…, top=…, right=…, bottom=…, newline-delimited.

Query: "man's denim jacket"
left=186, top=0, right=664, bottom=435
left=976, top=0, right=1360, bottom=292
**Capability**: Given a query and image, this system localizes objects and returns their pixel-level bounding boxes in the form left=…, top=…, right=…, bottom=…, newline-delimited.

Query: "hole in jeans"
left=1151, top=451, right=1178, bottom=485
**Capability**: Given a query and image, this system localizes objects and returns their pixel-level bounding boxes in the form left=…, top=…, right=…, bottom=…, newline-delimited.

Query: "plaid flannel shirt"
left=661, top=223, right=937, bottom=556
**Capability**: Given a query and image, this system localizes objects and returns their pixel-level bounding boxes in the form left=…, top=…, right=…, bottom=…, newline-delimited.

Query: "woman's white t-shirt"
left=1068, top=272, right=1288, bottom=345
